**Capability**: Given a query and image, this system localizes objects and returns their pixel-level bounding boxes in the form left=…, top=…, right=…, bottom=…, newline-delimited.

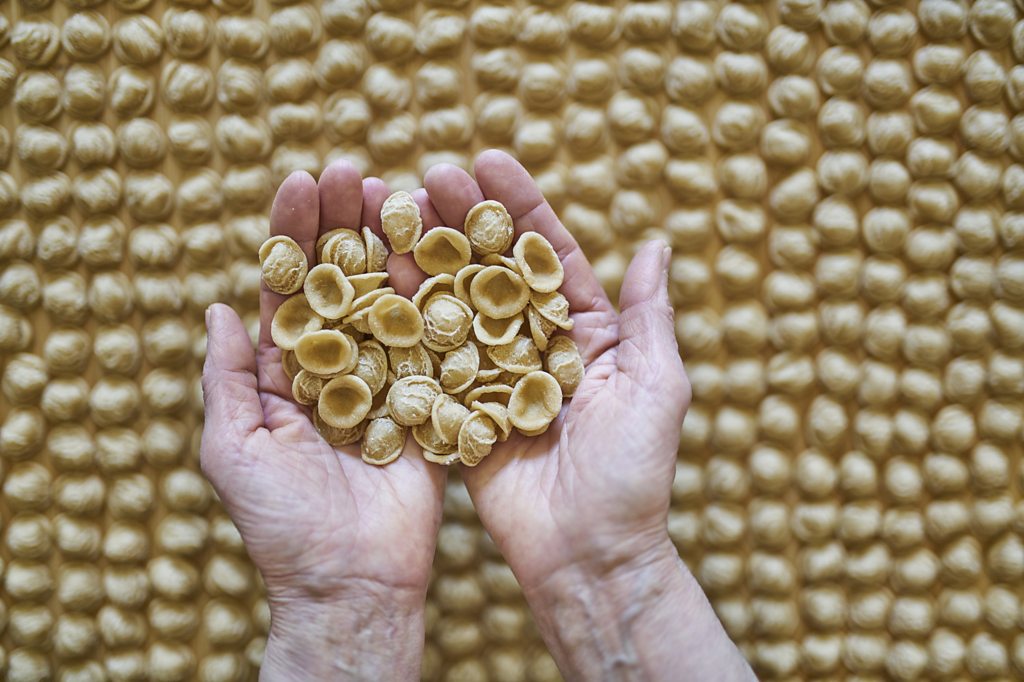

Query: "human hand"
left=420, top=150, right=753, bottom=680
left=199, top=162, right=444, bottom=680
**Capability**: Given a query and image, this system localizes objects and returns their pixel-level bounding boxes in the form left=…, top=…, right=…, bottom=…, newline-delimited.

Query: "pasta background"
left=1, top=0, right=1023, bottom=678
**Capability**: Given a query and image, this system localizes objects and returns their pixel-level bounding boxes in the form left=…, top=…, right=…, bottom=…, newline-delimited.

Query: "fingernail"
left=205, top=305, right=213, bottom=328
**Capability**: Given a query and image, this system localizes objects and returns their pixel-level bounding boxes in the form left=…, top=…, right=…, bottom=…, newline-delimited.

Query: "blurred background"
left=1, top=0, right=1024, bottom=678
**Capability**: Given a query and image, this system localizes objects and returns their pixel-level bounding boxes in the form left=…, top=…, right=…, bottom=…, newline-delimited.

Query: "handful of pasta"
left=259, top=192, right=584, bottom=467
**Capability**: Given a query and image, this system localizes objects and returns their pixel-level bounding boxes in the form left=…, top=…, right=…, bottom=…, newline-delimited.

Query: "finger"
left=318, top=160, right=364, bottom=238
left=361, top=177, right=389, bottom=240
left=201, top=303, right=264, bottom=451
left=423, top=163, right=484, bottom=230
left=258, top=171, right=320, bottom=352
left=413, top=187, right=444, bottom=230
left=616, top=241, right=689, bottom=398
left=388, top=252, right=425, bottom=299
left=473, top=149, right=615, bottom=318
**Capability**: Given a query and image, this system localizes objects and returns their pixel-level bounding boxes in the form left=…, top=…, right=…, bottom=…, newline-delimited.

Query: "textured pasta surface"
left=1, top=0, right=1024, bottom=679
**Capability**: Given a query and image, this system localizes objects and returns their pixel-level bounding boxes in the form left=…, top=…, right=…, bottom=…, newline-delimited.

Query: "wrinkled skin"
left=418, top=151, right=692, bottom=590
left=200, top=164, right=445, bottom=613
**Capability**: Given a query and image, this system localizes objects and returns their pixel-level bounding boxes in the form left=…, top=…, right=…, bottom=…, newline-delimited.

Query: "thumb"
left=201, top=303, right=264, bottom=463
left=616, top=241, right=688, bottom=396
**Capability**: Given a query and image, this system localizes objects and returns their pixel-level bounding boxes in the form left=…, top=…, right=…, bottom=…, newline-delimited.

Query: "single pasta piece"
left=508, top=370, right=562, bottom=432
left=313, top=409, right=365, bottom=447
left=413, top=227, right=472, bottom=276
left=363, top=227, right=388, bottom=273
left=458, top=410, right=498, bottom=466
left=387, top=375, right=442, bottom=426
left=317, top=374, right=372, bottom=429
left=431, top=394, right=471, bottom=443
left=368, top=294, right=424, bottom=348
left=380, top=190, right=422, bottom=253
left=303, top=263, right=355, bottom=320
left=471, top=400, right=511, bottom=441
left=320, top=228, right=367, bottom=276
left=487, top=335, right=543, bottom=374
left=361, top=417, right=406, bottom=465
left=525, top=305, right=557, bottom=351
left=421, top=293, right=473, bottom=352
left=531, top=290, right=574, bottom=330
left=270, top=294, right=323, bottom=351
left=412, top=273, right=456, bottom=309
left=513, top=232, right=564, bottom=293
left=352, top=340, right=389, bottom=395
left=348, top=272, right=390, bottom=298
left=412, top=419, right=456, bottom=454
left=389, top=343, right=435, bottom=380
left=259, top=235, right=307, bottom=294
left=453, top=263, right=484, bottom=304
left=464, top=200, right=514, bottom=255
left=291, top=370, right=323, bottom=405
left=473, top=312, right=523, bottom=346
left=545, top=336, right=584, bottom=397
left=440, top=341, right=480, bottom=394
left=293, top=329, right=356, bottom=376
left=470, top=266, right=531, bottom=319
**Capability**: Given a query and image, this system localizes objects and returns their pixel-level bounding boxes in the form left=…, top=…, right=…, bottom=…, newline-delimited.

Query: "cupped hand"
left=199, top=163, right=446, bottom=614
left=420, top=150, right=692, bottom=590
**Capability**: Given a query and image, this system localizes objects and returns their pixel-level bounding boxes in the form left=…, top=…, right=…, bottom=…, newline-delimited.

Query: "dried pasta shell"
left=481, top=253, right=522, bottom=274
left=476, top=349, right=503, bottom=384
left=487, top=335, right=542, bottom=374
left=369, top=392, right=391, bottom=420
left=389, top=343, right=434, bottom=380
left=361, top=417, right=406, bottom=465
left=463, top=383, right=513, bottom=408
left=281, top=349, right=300, bottom=380
left=413, top=227, right=472, bottom=276
left=348, top=272, right=389, bottom=298
left=368, top=294, right=424, bottom=348
left=453, top=263, right=484, bottom=305
left=314, top=409, right=365, bottom=446
left=291, top=370, right=324, bottom=405
left=470, top=266, right=530, bottom=319
left=412, top=273, right=456, bottom=310
left=544, top=335, right=584, bottom=397
left=321, top=228, right=367, bottom=276
left=531, top=290, right=574, bottom=330
left=363, top=227, right=388, bottom=273
left=513, top=232, right=563, bottom=293
left=440, top=341, right=480, bottom=394
left=473, top=312, right=524, bottom=346
left=422, top=294, right=474, bottom=352
left=458, top=410, right=498, bottom=467
left=508, top=370, right=562, bottom=433
left=341, top=307, right=372, bottom=335
left=349, top=287, right=396, bottom=315
left=318, top=374, right=373, bottom=429
left=338, top=333, right=361, bottom=375
left=471, top=400, right=511, bottom=441
left=412, top=420, right=456, bottom=455
left=303, top=263, right=355, bottom=320
left=526, top=305, right=556, bottom=352
left=465, top=200, right=514, bottom=256
left=294, top=329, right=356, bottom=376
left=422, top=450, right=460, bottom=466
left=271, top=294, right=323, bottom=351
left=432, top=394, right=471, bottom=444
left=380, top=190, right=422, bottom=254
left=387, top=375, right=442, bottom=426
left=259, top=235, right=307, bottom=294
left=353, top=340, right=388, bottom=395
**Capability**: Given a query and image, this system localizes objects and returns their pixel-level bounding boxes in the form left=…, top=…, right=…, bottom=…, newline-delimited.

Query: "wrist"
left=261, top=581, right=425, bottom=681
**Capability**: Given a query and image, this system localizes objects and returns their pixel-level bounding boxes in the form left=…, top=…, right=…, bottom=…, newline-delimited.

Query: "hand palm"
left=200, top=165, right=444, bottom=603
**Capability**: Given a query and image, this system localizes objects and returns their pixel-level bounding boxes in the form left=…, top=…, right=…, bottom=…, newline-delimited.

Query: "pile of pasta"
left=258, top=192, right=584, bottom=466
